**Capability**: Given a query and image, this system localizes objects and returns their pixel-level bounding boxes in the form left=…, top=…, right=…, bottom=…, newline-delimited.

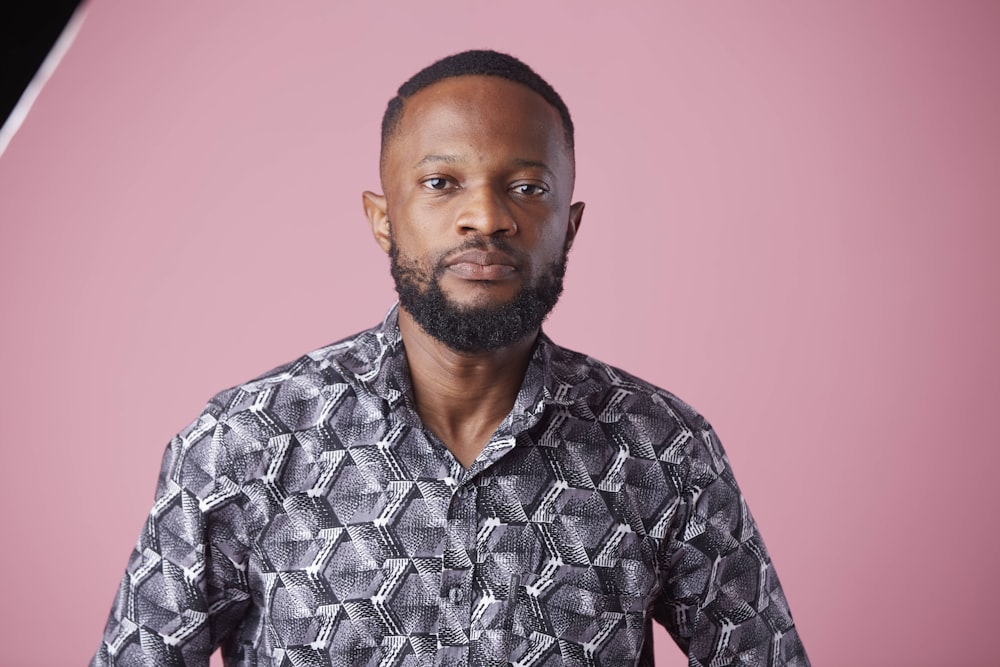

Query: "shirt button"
left=448, top=586, right=464, bottom=604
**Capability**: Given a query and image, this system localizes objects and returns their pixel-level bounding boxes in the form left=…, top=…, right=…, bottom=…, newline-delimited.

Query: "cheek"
left=537, top=224, right=573, bottom=256
left=389, top=228, right=447, bottom=272
left=389, top=203, right=452, bottom=246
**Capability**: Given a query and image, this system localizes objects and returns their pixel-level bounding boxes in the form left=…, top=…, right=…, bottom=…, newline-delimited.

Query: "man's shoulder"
left=202, top=321, right=385, bottom=420
left=545, top=339, right=712, bottom=435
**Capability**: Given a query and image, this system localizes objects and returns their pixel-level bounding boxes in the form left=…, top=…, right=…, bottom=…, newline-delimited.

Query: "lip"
left=444, top=249, right=520, bottom=281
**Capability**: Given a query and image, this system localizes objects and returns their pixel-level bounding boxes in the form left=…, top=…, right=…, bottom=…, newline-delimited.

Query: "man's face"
left=365, top=75, right=584, bottom=352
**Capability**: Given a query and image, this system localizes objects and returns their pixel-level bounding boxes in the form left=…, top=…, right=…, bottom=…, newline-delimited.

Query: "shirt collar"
left=347, top=303, right=570, bottom=436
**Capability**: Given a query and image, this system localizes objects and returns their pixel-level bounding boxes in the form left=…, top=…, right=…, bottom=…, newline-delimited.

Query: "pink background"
left=1, top=1, right=998, bottom=665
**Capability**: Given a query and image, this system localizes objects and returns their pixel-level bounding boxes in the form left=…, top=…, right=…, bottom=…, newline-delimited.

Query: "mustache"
left=433, top=237, right=529, bottom=271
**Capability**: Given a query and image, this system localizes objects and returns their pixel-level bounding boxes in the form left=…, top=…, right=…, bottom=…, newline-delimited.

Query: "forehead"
left=386, top=75, right=571, bottom=168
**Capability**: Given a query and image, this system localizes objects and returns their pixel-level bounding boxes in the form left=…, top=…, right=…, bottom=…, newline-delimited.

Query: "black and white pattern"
left=93, top=305, right=808, bottom=666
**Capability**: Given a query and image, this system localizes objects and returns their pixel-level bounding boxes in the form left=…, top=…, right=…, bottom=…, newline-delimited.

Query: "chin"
left=443, top=282, right=521, bottom=308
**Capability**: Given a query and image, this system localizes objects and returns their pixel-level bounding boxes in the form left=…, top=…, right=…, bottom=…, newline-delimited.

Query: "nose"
left=456, top=185, right=517, bottom=236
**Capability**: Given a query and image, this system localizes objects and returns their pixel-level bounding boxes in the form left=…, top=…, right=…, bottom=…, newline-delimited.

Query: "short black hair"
left=380, top=50, right=574, bottom=163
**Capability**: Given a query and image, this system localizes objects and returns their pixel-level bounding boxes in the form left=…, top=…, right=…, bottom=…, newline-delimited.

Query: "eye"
left=511, top=182, right=548, bottom=197
left=421, top=177, right=453, bottom=191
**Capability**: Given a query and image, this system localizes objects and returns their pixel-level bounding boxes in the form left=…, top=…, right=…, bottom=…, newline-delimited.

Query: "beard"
left=389, top=235, right=568, bottom=353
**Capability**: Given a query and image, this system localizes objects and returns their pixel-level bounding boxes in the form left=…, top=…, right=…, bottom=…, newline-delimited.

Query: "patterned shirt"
left=93, top=305, right=809, bottom=666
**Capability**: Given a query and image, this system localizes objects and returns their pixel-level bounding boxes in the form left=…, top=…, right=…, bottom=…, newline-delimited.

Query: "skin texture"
left=363, top=75, right=585, bottom=467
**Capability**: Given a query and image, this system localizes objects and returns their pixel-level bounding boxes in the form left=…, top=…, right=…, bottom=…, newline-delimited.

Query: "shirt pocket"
left=506, top=575, right=650, bottom=666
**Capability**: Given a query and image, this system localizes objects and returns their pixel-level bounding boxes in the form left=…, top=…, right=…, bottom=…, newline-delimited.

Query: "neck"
left=397, top=307, right=536, bottom=468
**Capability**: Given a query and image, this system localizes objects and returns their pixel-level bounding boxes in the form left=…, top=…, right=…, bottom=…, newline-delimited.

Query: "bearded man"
left=93, top=50, right=809, bottom=667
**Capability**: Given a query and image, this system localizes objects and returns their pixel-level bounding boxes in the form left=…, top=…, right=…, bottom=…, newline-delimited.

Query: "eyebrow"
left=511, top=158, right=554, bottom=178
left=413, top=154, right=460, bottom=168
left=412, top=154, right=554, bottom=177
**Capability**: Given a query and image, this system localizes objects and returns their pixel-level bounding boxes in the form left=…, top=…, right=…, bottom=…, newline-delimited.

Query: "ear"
left=565, top=201, right=585, bottom=250
left=362, top=191, right=391, bottom=254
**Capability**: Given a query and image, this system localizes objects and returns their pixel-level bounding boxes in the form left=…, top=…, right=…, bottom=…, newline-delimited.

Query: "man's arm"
left=92, top=404, right=253, bottom=666
left=654, top=425, right=809, bottom=666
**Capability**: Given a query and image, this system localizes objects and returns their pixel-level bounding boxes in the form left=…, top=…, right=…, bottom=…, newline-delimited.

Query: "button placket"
left=440, top=479, right=477, bottom=656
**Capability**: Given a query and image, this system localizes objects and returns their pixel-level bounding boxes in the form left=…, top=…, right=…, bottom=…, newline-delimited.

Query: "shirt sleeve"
left=91, top=403, right=253, bottom=666
left=653, top=425, right=810, bottom=666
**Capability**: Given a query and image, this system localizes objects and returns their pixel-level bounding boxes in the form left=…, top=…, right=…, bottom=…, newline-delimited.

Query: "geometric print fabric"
left=92, top=305, right=809, bottom=666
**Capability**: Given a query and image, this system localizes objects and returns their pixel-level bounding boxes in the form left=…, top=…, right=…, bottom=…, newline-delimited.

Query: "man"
left=93, top=50, right=809, bottom=666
